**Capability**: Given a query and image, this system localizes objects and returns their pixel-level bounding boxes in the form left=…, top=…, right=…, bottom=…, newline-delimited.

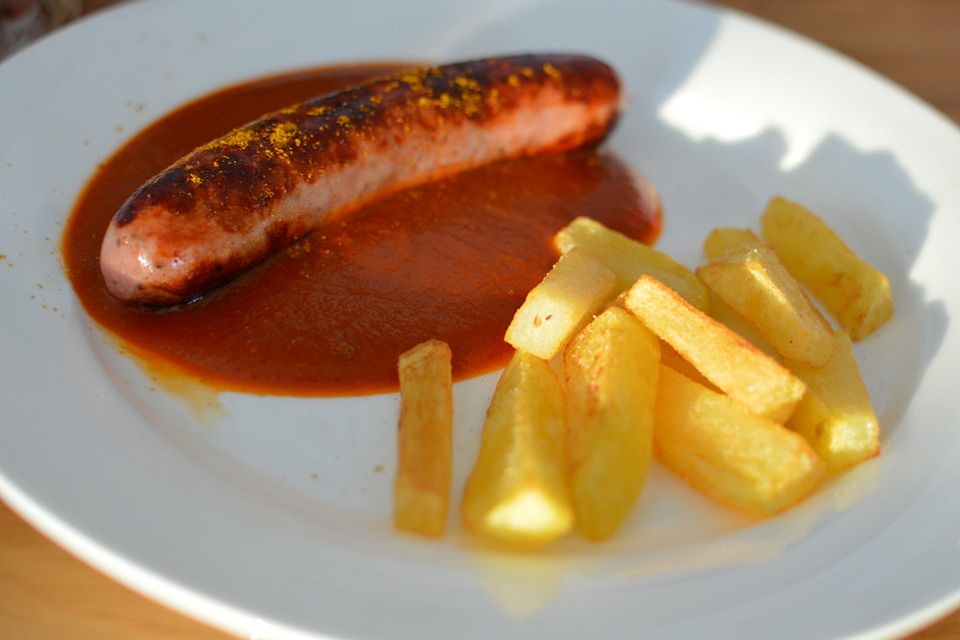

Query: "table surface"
left=2, top=0, right=959, bottom=638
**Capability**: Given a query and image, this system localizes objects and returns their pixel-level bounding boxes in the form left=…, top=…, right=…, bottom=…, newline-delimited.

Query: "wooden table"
left=2, top=1, right=959, bottom=638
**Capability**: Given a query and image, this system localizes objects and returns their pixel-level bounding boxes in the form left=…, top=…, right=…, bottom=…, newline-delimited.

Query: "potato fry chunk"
left=702, top=227, right=760, bottom=260
left=564, top=308, right=659, bottom=541
left=659, top=341, right=716, bottom=389
left=624, top=276, right=805, bottom=423
left=394, top=340, right=453, bottom=537
left=462, top=351, right=573, bottom=545
left=504, top=247, right=616, bottom=360
left=554, top=216, right=709, bottom=311
left=761, top=197, right=893, bottom=340
left=786, top=332, right=880, bottom=470
left=697, top=246, right=835, bottom=366
left=655, top=366, right=825, bottom=514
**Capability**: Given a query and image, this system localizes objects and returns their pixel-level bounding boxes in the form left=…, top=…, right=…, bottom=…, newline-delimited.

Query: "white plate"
left=2, top=0, right=959, bottom=638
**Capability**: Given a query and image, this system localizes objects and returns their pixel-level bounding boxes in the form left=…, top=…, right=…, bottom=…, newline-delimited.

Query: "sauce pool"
left=62, top=64, right=661, bottom=396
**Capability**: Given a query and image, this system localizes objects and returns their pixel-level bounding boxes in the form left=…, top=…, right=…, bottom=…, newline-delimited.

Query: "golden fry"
left=394, top=340, right=453, bottom=537
left=702, top=227, right=760, bottom=260
left=564, top=307, right=660, bottom=541
left=786, top=332, right=880, bottom=470
left=624, top=276, right=805, bottom=423
left=504, top=247, right=616, bottom=360
left=554, top=216, right=709, bottom=311
left=761, top=197, right=893, bottom=340
left=461, top=351, right=573, bottom=545
left=698, top=246, right=835, bottom=366
left=659, top=341, right=715, bottom=390
left=655, top=366, right=825, bottom=514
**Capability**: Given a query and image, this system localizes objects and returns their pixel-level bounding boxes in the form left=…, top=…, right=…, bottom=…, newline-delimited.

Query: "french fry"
left=461, top=351, right=573, bottom=545
left=504, top=247, right=616, bottom=361
left=786, top=332, right=880, bottom=470
left=554, top=216, right=709, bottom=311
left=761, top=197, right=893, bottom=340
left=624, top=275, right=805, bottom=423
left=564, top=307, right=659, bottom=541
left=659, top=341, right=716, bottom=390
left=394, top=340, right=453, bottom=537
left=697, top=246, right=835, bottom=366
left=705, top=290, right=780, bottom=360
left=702, top=227, right=760, bottom=260
left=655, top=366, right=825, bottom=514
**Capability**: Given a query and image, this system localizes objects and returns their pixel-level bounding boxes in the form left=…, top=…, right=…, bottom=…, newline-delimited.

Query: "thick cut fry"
left=705, top=291, right=779, bottom=360
left=659, top=341, right=716, bottom=389
left=702, top=227, right=760, bottom=260
left=761, top=197, right=893, bottom=341
left=462, top=351, right=573, bottom=545
left=504, top=247, right=616, bottom=360
left=786, top=332, right=880, bottom=470
left=554, top=216, right=709, bottom=311
left=624, top=276, right=805, bottom=423
left=394, top=340, right=453, bottom=537
left=698, top=246, right=835, bottom=366
left=564, top=307, right=659, bottom=541
left=655, top=366, right=825, bottom=514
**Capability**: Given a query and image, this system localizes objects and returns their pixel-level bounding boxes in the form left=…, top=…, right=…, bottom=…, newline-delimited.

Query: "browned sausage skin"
left=100, top=54, right=622, bottom=304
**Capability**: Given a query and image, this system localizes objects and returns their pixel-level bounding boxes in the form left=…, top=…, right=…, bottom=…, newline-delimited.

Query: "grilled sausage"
left=100, top=54, right=622, bottom=304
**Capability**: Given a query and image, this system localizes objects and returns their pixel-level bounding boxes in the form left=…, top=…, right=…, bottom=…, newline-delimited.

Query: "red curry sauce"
left=62, top=64, right=660, bottom=396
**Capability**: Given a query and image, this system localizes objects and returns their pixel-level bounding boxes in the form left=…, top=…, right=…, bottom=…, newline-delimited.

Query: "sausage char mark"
left=101, top=54, right=622, bottom=304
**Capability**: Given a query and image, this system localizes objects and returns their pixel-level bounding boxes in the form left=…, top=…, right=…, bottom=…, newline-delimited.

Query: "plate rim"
left=2, top=0, right=960, bottom=638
